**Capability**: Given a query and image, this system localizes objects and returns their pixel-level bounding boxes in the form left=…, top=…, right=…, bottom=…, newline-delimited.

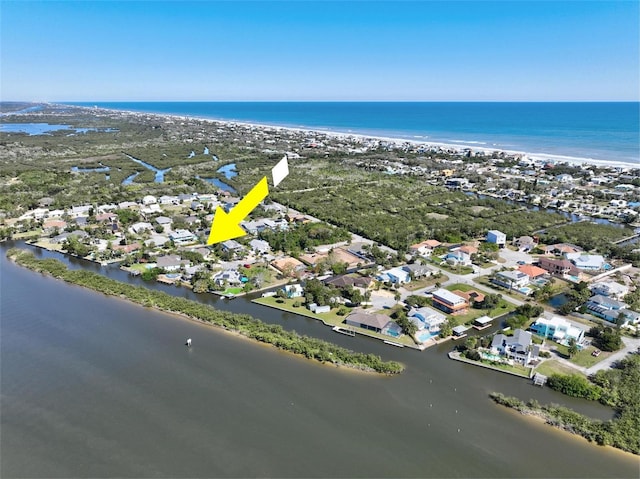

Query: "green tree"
left=567, top=338, right=579, bottom=358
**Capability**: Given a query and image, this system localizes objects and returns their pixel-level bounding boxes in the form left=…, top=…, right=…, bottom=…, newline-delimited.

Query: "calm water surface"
left=1, top=246, right=638, bottom=478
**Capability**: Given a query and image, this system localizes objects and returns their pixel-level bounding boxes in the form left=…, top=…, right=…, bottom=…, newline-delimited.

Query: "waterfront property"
left=408, top=306, right=446, bottom=334
left=345, top=311, right=402, bottom=337
left=431, top=288, right=468, bottom=315
left=529, top=316, right=585, bottom=345
left=490, top=328, right=538, bottom=365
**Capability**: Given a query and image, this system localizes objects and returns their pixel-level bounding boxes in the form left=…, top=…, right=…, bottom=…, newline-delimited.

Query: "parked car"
left=592, top=349, right=601, bottom=357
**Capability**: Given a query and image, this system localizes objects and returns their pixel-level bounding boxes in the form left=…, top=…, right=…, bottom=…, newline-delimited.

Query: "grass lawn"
left=446, top=283, right=476, bottom=292
left=14, top=229, right=43, bottom=239
left=448, top=301, right=516, bottom=326
left=482, top=360, right=531, bottom=377
left=571, top=345, right=612, bottom=368
left=128, top=263, right=152, bottom=272
left=223, top=287, right=244, bottom=295
left=535, top=360, right=585, bottom=377
left=403, top=275, right=449, bottom=291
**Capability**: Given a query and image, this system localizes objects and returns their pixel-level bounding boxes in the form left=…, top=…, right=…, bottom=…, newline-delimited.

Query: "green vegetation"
left=589, top=324, right=623, bottom=352
left=494, top=353, right=640, bottom=455
left=259, top=222, right=351, bottom=254
left=8, top=249, right=404, bottom=374
left=539, top=222, right=633, bottom=255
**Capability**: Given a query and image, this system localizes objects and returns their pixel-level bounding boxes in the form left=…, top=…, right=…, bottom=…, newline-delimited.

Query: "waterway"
left=200, top=162, right=238, bottom=193
left=124, top=154, right=171, bottom=183
left=1, top=243, right=637, bottom=478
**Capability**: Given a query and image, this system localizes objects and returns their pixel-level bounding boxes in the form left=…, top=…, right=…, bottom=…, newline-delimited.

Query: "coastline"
left=56, top=103, right=640, bottom=169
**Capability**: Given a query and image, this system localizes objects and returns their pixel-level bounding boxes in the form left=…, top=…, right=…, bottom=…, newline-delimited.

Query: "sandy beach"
left=65, top=104, right=639, bottom=170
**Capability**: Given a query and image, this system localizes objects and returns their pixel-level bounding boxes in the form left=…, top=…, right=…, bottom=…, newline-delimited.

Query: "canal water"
left=1, top=244, right=637, bottom=478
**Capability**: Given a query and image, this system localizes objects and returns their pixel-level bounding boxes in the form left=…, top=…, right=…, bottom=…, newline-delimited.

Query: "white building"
left=589, top=281, right=630, bottom=300
left=486, top=230, right=507, bottom=248
left=529, top=316, right=585, bottom=345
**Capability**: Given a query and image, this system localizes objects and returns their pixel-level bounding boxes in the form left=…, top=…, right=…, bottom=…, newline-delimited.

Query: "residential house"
left=271, top=257, right=306, bottom=277
left=221, top=239, right=244, bottom=253
left=515, top=236, right=536, bottom=251
left=52, top=230, right=89, bottom=244
left=585, top=295, right=634, bottom=323
left=169, top=229, right=197, bottom=245
left=128, top=222, right=153, bottom=235
left=451, top=289, right=485, bottom=307
left=408, top=306, right=446, bottom=333
left=517, top=264, right=547, bottom=280
left=458, top=245, right=478, bottom=256
left=159, top=195, right=180, bottom=205
left=43, top=219, right=67, bottom=234
left=345, top=312, right=402, bottom=337
left=544, top=243, right=583, bottom=256
left=431, top=289, right=469, bottom=315
left=117, top=201, right=138, bottom=210
left=249, top=239, right=271, bottom=254
left=69, top=205, right=92, bottom=218
left=589, top=281, right=630, bottom=300
left=530, top=316, right=585, bottom=345
left=402, top=263, right=433, bottom=279
left=491, top=329, right=537, bottom=364
left=283, top=284, right=304, bottom=298
left=486, top=230, right=507, bottom=248
left=155, top=216, right=173, bottom=227
left=142, top=195, right=157, bottom=205
left=156, top=255, right=191, bottom=272
left=409, top=239, right=441, bottom=257
left=493, top=270, right=530, bottom=290
left=145, top=234, right=169, bottom=247
left=565, top=252, right=606, bottom=271
left=444, top=250, right=472, bottom=266
left=213, top=269, right=242, bottom=286
left=537, top=257, right=578, bottom=276
left=377, top=267, right=411, bottom=285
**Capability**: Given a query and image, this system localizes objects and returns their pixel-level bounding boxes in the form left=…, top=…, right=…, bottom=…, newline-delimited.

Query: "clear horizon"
left=1, top=1, right=638, bottom=102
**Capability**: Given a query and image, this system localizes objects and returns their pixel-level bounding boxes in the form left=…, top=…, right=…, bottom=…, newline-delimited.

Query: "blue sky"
left=1, top=1, right=638, bottom=101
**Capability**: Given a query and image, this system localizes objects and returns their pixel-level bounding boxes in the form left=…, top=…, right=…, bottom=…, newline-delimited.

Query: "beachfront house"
left=529, top=316, right=585, bottom=345
left=486, top=230, right=507, bottom=248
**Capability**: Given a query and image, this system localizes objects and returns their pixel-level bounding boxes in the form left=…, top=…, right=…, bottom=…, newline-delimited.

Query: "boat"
left=332, top=326, right=355, bottom=337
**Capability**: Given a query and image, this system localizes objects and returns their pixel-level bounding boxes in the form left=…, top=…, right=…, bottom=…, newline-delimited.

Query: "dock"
left=332, top=326, right=356, bottom=337
left=533, top=373, right=547, bottom=386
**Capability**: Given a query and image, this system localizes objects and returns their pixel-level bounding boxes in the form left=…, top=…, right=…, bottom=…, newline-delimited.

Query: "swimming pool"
left=416, top=330, right=438, bottom=342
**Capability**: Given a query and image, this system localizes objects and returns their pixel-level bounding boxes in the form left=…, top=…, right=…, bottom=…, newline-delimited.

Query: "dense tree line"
left=7, top=249, right=403, bottom=375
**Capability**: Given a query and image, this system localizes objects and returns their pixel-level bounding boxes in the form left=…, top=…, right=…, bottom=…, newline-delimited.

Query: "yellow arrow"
left=207, top=176, right=269, bottom=245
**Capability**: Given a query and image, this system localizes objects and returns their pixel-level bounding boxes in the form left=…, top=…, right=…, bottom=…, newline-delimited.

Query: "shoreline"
left=6, top=248, right=405, bottom=375
left=48, top=102, right=640, bottom=169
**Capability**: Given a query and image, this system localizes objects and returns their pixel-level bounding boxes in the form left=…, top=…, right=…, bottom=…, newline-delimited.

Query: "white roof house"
left=142, top=195, right=158, bottom=205
left=589, top=281, right=629, bottom=300
left=128, top=222, right=153, bottom=234
left=565, top=252, right=605, bottom=270
left=169, top=229, right=197, bottom=245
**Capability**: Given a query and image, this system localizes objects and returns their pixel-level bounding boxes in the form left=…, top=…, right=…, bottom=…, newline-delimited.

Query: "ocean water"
left=69, top=102, right=639, bottom=165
